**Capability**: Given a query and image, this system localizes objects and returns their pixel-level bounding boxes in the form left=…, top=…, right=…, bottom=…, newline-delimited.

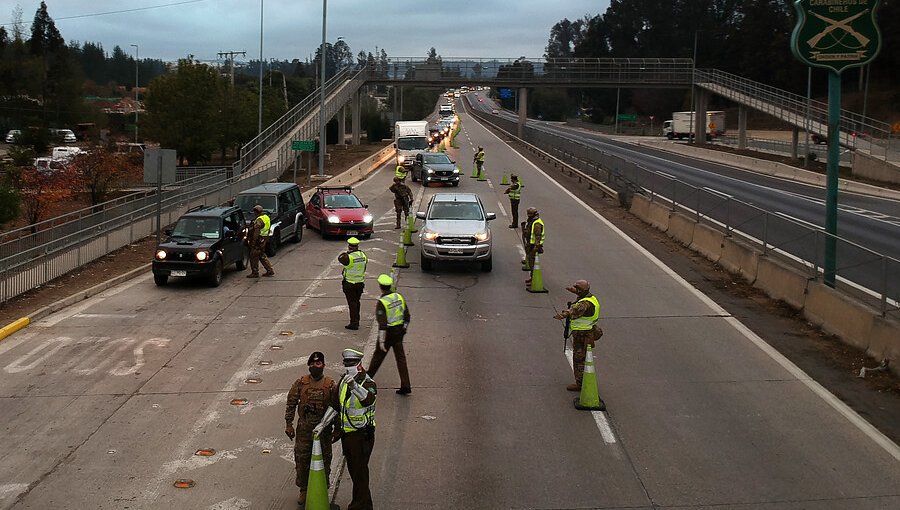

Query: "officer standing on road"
left=503, top=174, right=522, bottom=228
left=395, top=164, right=409, bottom=181
left=247, top=204, right=275, bottom=278
left=284, top=351, right=337, bottom=506
left=338, top=237, right=367, bottom=330
left=553, top=281, right=602, bottom=391
left=473, top=146, right=485, bottom=178
left=368, top=274, right=412, bottom=395
left=389, top=177, right=413, bottom=229
left=523, top=208, right=543, bottom=283
left=315, top=348, right=377, bottom=510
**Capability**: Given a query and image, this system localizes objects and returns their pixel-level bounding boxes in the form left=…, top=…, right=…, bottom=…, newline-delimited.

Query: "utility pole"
left=217, top=50, right=247, bottom=86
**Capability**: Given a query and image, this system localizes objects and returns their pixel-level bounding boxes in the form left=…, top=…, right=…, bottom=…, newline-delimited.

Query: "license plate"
left=440, top=177, right=448, bottom=181
left=447, top=248, right=463, bottom=254
left=346, top=230, right=358, bottom=236
left=171, top=270, right=187, bottom=277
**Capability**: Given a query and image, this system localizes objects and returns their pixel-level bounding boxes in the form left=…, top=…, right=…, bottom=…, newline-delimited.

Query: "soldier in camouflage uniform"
left=554, top=280, right=603, bottom=391
left=284, top=351, right=337, bottom=505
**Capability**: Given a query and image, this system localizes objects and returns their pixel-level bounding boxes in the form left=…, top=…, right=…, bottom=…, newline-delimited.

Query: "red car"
left=305, top=186, right=374, bottom=238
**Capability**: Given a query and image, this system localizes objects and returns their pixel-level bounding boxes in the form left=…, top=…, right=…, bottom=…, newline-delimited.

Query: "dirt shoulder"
left=0, top=143, right=387, bottom=326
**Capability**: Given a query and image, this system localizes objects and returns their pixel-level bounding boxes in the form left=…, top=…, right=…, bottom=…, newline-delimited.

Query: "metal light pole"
left=318, top=0, right=328, bottom=176
left=688, top=31, right=698, bottom=145
left=130, top=44, right=139, bottom=143
left=804, top=67, right=811, bottom=167
left=258, top=0, right=264, bottom=135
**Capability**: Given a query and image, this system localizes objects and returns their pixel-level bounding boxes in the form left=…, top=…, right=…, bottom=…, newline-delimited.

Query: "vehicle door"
left=290, top=187, right=305, bottom=231
left=307, top=192, right=323, bottom=228
left=223, top=212, right=244, bottom=263
left=277, top=191, right=294, bottom=242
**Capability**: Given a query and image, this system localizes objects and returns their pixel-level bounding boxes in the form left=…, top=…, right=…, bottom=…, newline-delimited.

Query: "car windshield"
left=397, top=137, right=428, bottom=150
left=428, top=202, right=484, bottom=221
left=324, top=194, right=363, bottom=208
left=235, top=195, right=276, bottom=215
left=424, top=154, right=452, bottom=165
left=171, top=217, right=221, bottom=239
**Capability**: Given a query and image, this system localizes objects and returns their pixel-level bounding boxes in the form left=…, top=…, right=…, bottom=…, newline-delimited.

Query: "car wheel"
left=421, top=253, right=433, bottom=271
left=154, top=274, right=168, bottom=286
left=362, top=232, right=372, bottom=240
left=236, top=245, right=249, bottom=270
left=291, top=222, right=303, bottom=243
left=266, top=232, right=279, bottom=256
left=481, top=256, right=492, bottom=272
left=208, top=260, right=223, bottom=287
left=451, top=182, right=459, bottom=187
left=666, top=133, right=674, bottom=140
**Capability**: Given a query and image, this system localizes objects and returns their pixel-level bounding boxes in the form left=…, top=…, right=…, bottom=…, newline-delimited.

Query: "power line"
left=1, top=0, right=207, bottom=27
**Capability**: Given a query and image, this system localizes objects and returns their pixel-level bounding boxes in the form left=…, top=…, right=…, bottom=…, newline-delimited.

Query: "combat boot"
left=246, top=272, right=260, bottom=278
left=566, top=383, right=581, bottom=392
left=262, top=271, right=275, bottom=277
left=297, top=490, right=306, bottom=505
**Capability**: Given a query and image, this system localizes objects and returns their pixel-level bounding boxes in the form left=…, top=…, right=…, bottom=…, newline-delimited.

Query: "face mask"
left=309, top=366, right=324, bottom=379
left=345, top=364, right=358, bottom=377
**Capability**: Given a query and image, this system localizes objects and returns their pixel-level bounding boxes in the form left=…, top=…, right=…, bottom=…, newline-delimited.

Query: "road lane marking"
left=774, top=211, right=821, bottom=230
left=472, top=113, right=900, bottom=463
left=497, top=201, right=508, bottom=218
left=565, top=347, right=617, bottom=444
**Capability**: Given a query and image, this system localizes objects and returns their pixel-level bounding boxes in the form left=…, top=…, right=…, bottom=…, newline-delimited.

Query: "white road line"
left=497, top=201, right=508, bottom=218
left=774, top=211, right=822, bottom=230
left=487, top=180, right=494, bottom=189
left=702, top=186, right=732, bottom=199
left=565, top=347, right=616, bottom=444
left=470, top=113, right=900, bottom=463
left=72, top=313, right=138, bottom=319
left=656, top=170, right=676, bottom=179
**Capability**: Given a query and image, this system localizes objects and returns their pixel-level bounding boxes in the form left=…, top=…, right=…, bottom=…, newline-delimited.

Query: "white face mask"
left=345, top=364, right=358, bottom=377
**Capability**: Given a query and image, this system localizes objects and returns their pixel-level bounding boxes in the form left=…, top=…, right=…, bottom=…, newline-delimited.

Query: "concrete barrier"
left=753, top=257, right=810, bottom=309
left=689, top=223, right=724, bottom=262
left=630, top=194, right=651, bottom=222
left=646, top=200, right=671, bottom=231
left=803, top=282, right=875, bottom=351
left=666, top=212, right=695, bottom=246
left=852, top=151, right=900, bottom=185
left=867, top=317, right=900, bottom=374
left=719, top=237, right=760, bottom=283
left=301, top=146, right=395, bottom=202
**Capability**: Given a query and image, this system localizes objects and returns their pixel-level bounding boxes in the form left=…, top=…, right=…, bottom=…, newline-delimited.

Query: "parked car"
left=412, top=152, right=460, bottom=186
left=305, top=186, right=374, bottom=238
left=234, top=182, right=305, bottom=256
left=417, top=192, right=496, bottom=272
left=152, top=205, right=249, bottom=287
left=34, top=157, right=67, bottom=174
left=53, top=129, right=76, bottom=143
left=51, top=146, right=84, bottom=161
left=5, top=130, right=21, bottom=144
left=811, top=133, right=827, bottom=145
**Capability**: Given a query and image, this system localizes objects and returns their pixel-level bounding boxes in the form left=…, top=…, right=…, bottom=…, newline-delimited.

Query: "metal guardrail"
left=467, top=98, right=899, bottom=317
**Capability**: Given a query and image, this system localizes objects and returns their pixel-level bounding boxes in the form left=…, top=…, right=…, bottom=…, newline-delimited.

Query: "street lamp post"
left=130, top=44, right=139, bottom=143
left=688, top=31, right=698, bottom=145
left=258, top=0, right=264, bottom=136
left=318, top=0, right=328, bottom=176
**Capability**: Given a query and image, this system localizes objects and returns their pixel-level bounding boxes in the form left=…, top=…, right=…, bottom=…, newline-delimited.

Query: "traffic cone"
left=305, top=434, right=330, bottom=510
left=477, top=166, right=487, bottom=181
left=470, top=165, right=478, bottom=178
left=406, top=212, right=418, bottom=233
left=500, top=173, right=509, bottom=185
left=526, top=254, right=548, bottom=293
left=401, top=224, right=414, bottom=246
left=393, top=241, right=410, bottom=268
left=574, top=345, right=605, bottom=411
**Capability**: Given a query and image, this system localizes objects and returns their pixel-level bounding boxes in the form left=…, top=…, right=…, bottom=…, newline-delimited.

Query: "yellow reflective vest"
left=342, top=250, right=367, bottom=284
left=570, top=295, right=600, bottom=331
left=378, top=292, right=407, bottom=326
left=339, top=376, right=376, bottom=432
left=530, top=218, right=545, bottom=245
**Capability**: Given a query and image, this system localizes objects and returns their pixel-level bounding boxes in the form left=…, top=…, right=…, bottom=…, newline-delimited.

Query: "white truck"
left=662, top=111, right=726, bottom=140
left=394, top=120, right=429, bottom=168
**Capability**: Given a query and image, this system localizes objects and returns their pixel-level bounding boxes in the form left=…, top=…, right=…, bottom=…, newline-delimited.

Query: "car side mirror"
left=485, top=213, right=497, bottom=221
left=416, top=212, right=426, bottom=219
left=164, top=229, right=172, bottom=236
left=363, top=204, right=368, bottom=209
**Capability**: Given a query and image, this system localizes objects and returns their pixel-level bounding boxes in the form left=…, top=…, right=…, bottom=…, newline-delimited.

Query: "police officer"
left=285, top=351, right=337, bottom=505
left=315, top=348, right=377, bottom=510
left=368, top=274, right=412, bottom=395
left=472, top=146, right=485, bottom=178
left=247, top=204, right=275, bottom=278
left=394, top=164, right=409, bottom=181
left=523, top=208, right=544, bottom=284
left=338, top=238, right=367, bottom=330
left=554, top=280, right=602, bottom=391
left=389, top=177, right=413, bottom=229
left=503, top=174, right=522, bottom=228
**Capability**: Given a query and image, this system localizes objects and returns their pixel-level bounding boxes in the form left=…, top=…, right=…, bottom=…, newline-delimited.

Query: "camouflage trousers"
left=294, top=429, right=333, bottom=491
left=572, top=330, right=596, bottom=386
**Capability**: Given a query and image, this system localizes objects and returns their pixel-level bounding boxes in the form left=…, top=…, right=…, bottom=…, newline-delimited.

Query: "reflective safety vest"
left=395, top=165, right=408, bottom=178
left=339, top=376, right=376, bottom=432
left=475, top=150, right=485, bottom=162
left=378, top=292, right=407, bottom=326
left=258, top=214, right=271, bottom=236
left=342, top=250, right=367, bottom=284
left=530, top=218, right=545, bottom=245
left=508, top=180, right=522, bottom=200
left=570, top=295, right=600, bottom=331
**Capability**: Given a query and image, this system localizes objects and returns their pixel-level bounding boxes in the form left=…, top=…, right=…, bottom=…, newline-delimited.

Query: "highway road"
left=1, top=107, right=899, bottom=509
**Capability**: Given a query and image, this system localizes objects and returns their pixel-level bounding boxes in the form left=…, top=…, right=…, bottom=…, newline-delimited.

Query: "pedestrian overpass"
left=238, top=57, right=898, bottom=181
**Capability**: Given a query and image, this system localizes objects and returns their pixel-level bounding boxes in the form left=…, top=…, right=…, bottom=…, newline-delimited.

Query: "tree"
left=71, top=148, right=141, bottom=208
left=19, top=165, right=76, bottom=232
left=0, top=181, right=20, bottom=227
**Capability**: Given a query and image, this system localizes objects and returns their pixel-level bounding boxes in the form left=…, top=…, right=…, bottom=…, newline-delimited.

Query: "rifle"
left=563, top=301, right=572, bottom=351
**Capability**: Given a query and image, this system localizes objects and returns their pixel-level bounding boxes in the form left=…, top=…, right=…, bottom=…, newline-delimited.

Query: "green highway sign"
left=791, top=0, right=881, bottom=74
left=291, top=140, right=316, bottom=152
left=617, top=114, right=637, bottom=121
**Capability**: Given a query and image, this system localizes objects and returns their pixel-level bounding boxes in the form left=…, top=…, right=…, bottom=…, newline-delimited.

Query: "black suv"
left=234, top=182, right=305, bottom=256
left=152, top=205, right=249, bottom=287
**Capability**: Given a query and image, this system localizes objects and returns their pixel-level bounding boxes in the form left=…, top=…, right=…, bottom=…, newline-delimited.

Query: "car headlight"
left=328, top=215, right=340, bottom=224
left=397, top=155, right=405, bottom=164
left=453, top=167, right=460, bottom=173
left=474, top=231, right=489, bottom=242
left=426, top=168, right=434, bottom=174
left=155, top=250, right=167, bottom=260
left=422, top=230, right=439, bottom=241
left=363, top=214, right=373, bottom=223
left=196, top=251, right=209, bottom=261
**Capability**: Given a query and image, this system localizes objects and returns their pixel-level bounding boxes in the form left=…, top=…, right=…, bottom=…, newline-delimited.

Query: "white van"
left=51, top=146, right=84, bottom=161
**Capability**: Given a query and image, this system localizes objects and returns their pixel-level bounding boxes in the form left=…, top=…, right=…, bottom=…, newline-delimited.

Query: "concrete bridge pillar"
left=351, top=89, right=361, bottom=145
left=517, top=87, right=528, bottom=139
left=791, top=127, right=799, bottom=160
left=738, top=105, right=748, bottom=150
left=338, top=105, right=347, bottom=146
left=695, top=89, right=708, bottom=146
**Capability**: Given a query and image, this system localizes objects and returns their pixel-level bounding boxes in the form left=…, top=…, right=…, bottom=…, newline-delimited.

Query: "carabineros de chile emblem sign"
left=791, top=0, right=882, bottom=73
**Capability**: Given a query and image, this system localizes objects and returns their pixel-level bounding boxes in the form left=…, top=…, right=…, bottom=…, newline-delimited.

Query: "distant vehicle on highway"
left=234, top=182, right=305, bottom=256
left=305, top=186, right=373, bottom=239
left=5, top=130, right=21, bottom=143
left=811, top=133, right=827, bottom=145
left=418, top=192, right=495, bottom=272
left=152, top=205, right=249, bottom=287
left=491, top=109, right=499, bottom=115
left=412, top=152, right=460, bottom=186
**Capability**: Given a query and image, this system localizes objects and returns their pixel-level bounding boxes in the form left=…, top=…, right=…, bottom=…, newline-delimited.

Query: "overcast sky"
left=2, top=0, right=606, bottom=62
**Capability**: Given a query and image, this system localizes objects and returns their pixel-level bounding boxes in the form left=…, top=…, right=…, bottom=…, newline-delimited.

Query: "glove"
left=285, top=424, right=295, bottom=440
left=403, top=321, right=409, bottom=332
left=536, top=245, right=544, bottom=254
left=312, top=422, right=326, bottom=437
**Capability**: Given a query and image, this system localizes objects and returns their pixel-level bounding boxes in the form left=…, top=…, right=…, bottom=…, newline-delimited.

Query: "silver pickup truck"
left=417, top=193, right=496, bottom=272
